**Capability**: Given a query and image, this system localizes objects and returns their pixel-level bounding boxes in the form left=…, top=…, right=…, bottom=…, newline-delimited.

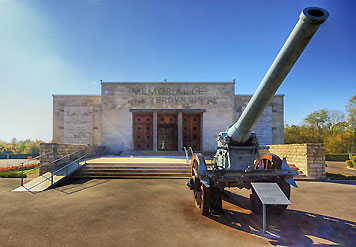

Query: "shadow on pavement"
left=207, top=190, right=356, bottom=246
left=54, top=178, right=109, bottom=195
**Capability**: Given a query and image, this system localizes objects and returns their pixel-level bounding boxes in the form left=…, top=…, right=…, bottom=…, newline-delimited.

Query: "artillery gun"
left=186, top=7, right=329, bottom=215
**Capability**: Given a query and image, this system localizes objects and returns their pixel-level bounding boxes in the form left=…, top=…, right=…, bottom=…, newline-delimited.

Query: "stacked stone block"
left=267, top=143, right=326, bottom=179
left=39, top=143, right=106, bottom=175
left=234, top=95, right=284, bottom=145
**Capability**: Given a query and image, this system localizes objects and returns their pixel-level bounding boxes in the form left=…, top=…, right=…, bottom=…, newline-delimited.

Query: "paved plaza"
left=1, top=178, right=356, bottom=247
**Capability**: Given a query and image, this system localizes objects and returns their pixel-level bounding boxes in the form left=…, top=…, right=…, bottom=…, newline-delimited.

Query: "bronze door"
left=133, top=114, right=153, bottom=150
left=183, top=114, right=201, bottom=151
left=157, top=114, right=178, bottom=151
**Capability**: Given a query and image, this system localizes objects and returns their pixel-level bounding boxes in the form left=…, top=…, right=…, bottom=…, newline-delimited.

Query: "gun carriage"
left=186, top=7, right=329, bottom=215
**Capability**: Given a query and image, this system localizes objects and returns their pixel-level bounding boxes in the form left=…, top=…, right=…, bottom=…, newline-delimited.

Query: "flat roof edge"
left=235, top=94, right=285, bottom=97
left=101, top=81, right=235, bottom=84
left=52, top=94, right=101, bottom=97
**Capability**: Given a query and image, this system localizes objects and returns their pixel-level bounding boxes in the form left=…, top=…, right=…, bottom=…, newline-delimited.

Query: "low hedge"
left=325, top=153, right=350, bottom=161
left=326, top=172, right=356, bottom=180
left=0, top=170, right=27, bottom=178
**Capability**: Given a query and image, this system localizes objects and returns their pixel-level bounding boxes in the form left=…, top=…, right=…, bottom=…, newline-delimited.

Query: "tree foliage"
left=346, top=95, right=356, bottom=152
left=0, top=139, right=42, bottom=155
left=285, top=95, right=356, bottom=153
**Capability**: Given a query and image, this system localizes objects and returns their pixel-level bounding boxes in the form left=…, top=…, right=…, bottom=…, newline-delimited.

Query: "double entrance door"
left=133, top=112, right=201, bottom=151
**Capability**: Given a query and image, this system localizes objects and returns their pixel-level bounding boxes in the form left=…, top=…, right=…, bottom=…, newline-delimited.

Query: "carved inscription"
left=64, top=106, right=93, bottom=145
left=128, top=87, right=218, bottom=106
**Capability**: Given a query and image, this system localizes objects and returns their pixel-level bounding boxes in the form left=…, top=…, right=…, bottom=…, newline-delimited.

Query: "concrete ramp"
left=13, top=161, right=84, bottom=192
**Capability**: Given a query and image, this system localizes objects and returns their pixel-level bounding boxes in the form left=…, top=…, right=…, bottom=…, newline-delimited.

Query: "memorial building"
left=52, top=82, right=284, bottom=153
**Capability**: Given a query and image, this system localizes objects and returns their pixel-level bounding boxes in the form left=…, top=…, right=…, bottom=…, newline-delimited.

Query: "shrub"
left=326, top=172, right=356, bottom=180
left=346, top=155, right=356, bottom=168
left=325, top=153, right=350, bottom=161
left=0, top=170, right=27, bottom=178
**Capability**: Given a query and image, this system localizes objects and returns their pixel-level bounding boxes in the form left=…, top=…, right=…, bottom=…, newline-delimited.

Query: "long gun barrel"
left=227, top=7, right=329, bottom=143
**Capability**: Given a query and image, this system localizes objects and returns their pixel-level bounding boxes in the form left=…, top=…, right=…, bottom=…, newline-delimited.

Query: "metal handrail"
left=24, top=154, right=85, bottom=190
left=33, top=155, right=86, bottom=187
left=20, top=151, right=53, bottom=186
left=51, top=155, right=86, bottom=183
left=39, top=148, right=86, bottom=168
left=184, top=147, right=194, bottom=165
left=183, top=147, right=189, bottom=164
left=21, top=148, right=86, bottom=186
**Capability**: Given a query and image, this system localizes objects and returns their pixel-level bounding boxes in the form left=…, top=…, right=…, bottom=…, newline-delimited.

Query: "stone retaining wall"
left=39, top=143, right=106, bottom=175
left=267, top=143, right=326, bottom=179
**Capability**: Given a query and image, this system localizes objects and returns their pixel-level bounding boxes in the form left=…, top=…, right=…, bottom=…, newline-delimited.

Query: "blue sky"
left=0, top=0, right=355, bottom=142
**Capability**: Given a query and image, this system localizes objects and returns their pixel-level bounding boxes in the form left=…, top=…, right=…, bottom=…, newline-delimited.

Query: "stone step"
left=122, top=151, right=186, bottom=156
left=77, top=169, right=190, bottom=173
left=121, top=150, right=215, bottom=158
left=86, top=163, right=188, bottom=167
left=84, top=163, right=189, bottom=167
left=70, top=155, right=192, bottom=179
left=72, top=170, right=190, bottom=179
left=76, top=170, right=190, bottom=175
left=73, top=175, right=189, bottom=179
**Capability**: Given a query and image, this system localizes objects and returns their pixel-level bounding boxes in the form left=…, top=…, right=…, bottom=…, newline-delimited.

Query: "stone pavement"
left=1, top=178, right=356, bottom=246
left=326, top=161, right=356, bottom=176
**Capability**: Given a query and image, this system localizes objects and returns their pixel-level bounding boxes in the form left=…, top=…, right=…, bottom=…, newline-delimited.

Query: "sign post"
left=251, top=182, right=291, bottom=237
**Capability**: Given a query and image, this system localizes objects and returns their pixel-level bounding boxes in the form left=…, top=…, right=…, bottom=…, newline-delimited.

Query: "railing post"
left=51, top=170, right=54, bottom=185
left=21, top=162, right=24, bottom=186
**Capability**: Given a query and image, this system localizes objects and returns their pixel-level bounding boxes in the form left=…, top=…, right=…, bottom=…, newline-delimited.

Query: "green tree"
left=285, top=107, right=352, bottom=153
left=10, top=137, right=17, bottom=145
left=23, top=141, right=40, bottom=154
left=284, top=124, right=301, bottom=144
left=346, top=95, right=356, bottom=153
left=304, top=109, right=330, bottom=143
left=0, top=139, right=42, bottom=155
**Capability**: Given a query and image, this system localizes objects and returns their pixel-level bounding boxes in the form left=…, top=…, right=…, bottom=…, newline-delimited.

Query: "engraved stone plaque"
left=251, top=182, right=291, bottom=205
left=64, top=106, right=93, bottom=144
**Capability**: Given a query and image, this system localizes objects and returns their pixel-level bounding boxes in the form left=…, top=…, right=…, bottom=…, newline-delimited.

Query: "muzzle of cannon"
left=188, top=7, right=329, bottom=216
left=227, top=7, right=329, bottom=144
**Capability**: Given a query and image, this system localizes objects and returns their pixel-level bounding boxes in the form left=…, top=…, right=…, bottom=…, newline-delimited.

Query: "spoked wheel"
left=251, top=153, right=291, bottom=215
left=254, top=153, right=282, bottom=169
left=192, top=176, right=210, bottom=215
left=191, top=154, right=210, bottom=215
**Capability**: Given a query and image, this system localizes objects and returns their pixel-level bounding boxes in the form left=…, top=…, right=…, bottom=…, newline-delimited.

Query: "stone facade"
left=52, top=82, right=284, bottom=153
left=39, top=143, right=106, bottom=174
left=267, top=143, right=326, bottom=179
left=101, top=82, right=235, bottom=153
left=234, top=95, right=284, bottom=145
left=53, top=95, right=101, bottom=145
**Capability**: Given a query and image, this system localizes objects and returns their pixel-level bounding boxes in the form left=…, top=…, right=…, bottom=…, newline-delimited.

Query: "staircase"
left=71, top=156, right=191, bottom=179
left=122, top=150, right=186, bottom=156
